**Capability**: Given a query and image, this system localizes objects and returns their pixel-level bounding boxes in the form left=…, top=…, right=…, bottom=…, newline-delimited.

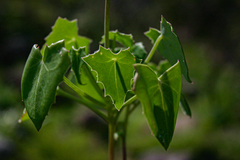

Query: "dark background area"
left=0, top=0, right=240, bottom=160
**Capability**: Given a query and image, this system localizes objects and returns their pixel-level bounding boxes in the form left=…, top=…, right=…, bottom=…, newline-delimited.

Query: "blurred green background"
left=1, top=0, right=240, bottom=159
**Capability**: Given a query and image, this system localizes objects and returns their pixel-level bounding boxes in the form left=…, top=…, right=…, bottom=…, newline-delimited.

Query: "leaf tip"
left=160, top=15, right=165, bottom=22
left=185, top=76, right=193, bottom=83
left=156, top=135, right=170, bottom=150
left=34, top=121, right=43, bottom=131
left=32, top=118, right=44, bottom=131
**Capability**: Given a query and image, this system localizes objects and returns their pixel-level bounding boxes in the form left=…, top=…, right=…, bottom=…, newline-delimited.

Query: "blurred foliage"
left=0, top=0, right=240, bottom=159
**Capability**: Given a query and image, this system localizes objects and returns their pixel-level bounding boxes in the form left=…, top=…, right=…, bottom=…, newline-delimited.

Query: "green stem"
left=122, top=106, right=130, bottom=160
left=112, top=33, right=116, bottom=52
left=114, top=96, right=136, bottom=125
left=144, top=35, right=163, bottom=64
left=122, top=95, right=137, bottom=108
left=114, top=96, right=139, bottom=126
left=122, top=131, right=126, bottom=160
left=56, top=87, right=108, bottom=123
left=104, top=0, right=110, bottom=48
left=108, top=119, right=115, bottom=160
left=128, top=100, right=140, bottom=115
left=56, top=87, right=88, bottom=105
left=63, top=76, right=106, bottom=107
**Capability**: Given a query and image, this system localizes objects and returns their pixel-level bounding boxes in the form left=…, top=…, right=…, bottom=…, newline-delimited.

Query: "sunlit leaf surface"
left=18, top=108, right=30, bottom=123
left=157, top=60, right=192, bottom=117
left=83, top=46, right=136, bottom=110
left=44, top=17, right=91, bottom=52
left=133, top=62, right=182, bottom=149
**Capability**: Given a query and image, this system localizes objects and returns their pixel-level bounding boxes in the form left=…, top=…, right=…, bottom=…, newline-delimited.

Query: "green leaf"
left=21, top=40, right=71, bottom=131
left=76, top=64, right=106, bottom=105
left=157, top=60, right=172, bottom=76
left=100, top=30, right=133, bottom=48
left=133, top=61, right=182, bottom=150
left=44, top=17, right=91, bottom=52
left=83, top=46, right=136, bottom=110
left=145, top=28, right=161, bottom=44
left=132, top=42, right=147, bottom=62
left=69, top=47, right=86, bottom=84
left=157, top=60, right=192, bottom=117
left=147, top=62, right=157, bottom=72
left=145, top=16, right=192, bottom=83
left=18, top=108, right=30, bottom=123
left=63, top=76, right=106, bottom=108
left=180, top=93, right=192, bottom=117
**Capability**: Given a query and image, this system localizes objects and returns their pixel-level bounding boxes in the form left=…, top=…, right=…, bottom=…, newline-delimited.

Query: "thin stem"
left=108, top=119, right=115, bottom=160
left=122, top=95, right=137, bottom=108
left=128, top=100, right=140, bottom=115
left=122, top=105, right=130, bottom=160
left=104, top=0, right=111, bottom=48
left=63, top=76, right=106, bottom=107
left=144, top=35, right=163, bottom=64
left=112, top=33, right=116, bottom=52
left=56, top=87, right=88, bottom=106
left=114, top=96, right=139, bottom=126
left=122, top=132, right=127, bottom=160
left=56, top=87, right=109, bottom=123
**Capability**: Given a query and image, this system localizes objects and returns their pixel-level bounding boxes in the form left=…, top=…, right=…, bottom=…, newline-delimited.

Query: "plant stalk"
left=108, top=121, right=115, bottom=160
left=56, top=87, right=109, bottom=123
left=104, top=0, right=111, bottom=48
left=122, top=95, right=137, bottom=108
left=122, top=106, right=130, bottom=160
left=63, top=76, right=106, bottom=107
left=144, top=35, right=163, bottom=64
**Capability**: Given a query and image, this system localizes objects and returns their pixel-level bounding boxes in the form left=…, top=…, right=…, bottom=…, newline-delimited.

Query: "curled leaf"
left=145, top=16, right=192, bottom=83
left=69, top=47, right=86, bottom=85
left=133, top=61, right=182, bottom=150
left=21, top=40, right=71, bottom=130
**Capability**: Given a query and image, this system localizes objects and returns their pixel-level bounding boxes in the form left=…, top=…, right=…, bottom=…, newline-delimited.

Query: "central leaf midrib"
left=159, top=80, right=170, bottom=141
left=33, top=61, right=45, bottom=118
left=115, top=61, right=128, bottom=93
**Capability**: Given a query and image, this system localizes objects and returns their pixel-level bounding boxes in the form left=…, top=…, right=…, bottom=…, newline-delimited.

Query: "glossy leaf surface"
left=83, top=46, right=136, bottom=110
left=69, top=47, right=86, bottom=84
left=44, top=17, right=91, bottom=52
left=21, top=40, right=71, bottom=130
left=133, top=62, right=182, bottom=149
left=145, top=16, right=192, bottom=83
